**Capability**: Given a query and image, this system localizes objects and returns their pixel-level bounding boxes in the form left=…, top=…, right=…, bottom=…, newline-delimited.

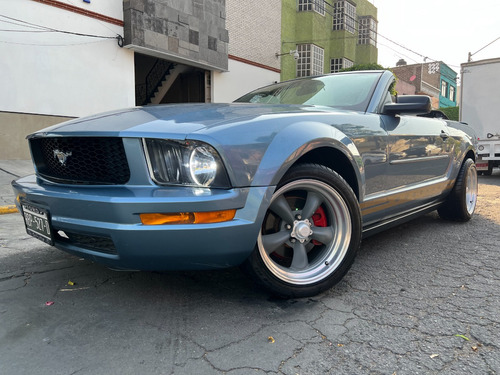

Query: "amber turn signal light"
left=140, top=209, right=236, bottom=225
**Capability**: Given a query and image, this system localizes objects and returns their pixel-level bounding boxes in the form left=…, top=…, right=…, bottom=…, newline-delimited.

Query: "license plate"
left=22, top=203, right=54, bottom=245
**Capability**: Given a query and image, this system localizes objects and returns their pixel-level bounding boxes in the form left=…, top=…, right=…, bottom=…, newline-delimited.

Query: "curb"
left=0, top=205, right=18, bottom=215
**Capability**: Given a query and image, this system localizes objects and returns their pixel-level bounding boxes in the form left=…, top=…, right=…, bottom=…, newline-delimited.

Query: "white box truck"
left=460, top=57, right=500, bottom=175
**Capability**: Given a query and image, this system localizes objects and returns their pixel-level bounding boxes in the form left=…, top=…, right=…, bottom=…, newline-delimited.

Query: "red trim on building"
left=229, top=54, right=281, bottom=73
left=32, top=0, right=124, bottom=27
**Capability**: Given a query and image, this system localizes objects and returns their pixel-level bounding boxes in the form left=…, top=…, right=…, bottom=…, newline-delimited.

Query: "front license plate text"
left=22, top=203, right=54, bottom=245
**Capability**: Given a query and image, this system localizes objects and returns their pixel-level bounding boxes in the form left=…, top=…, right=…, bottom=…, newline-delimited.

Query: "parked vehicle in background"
left=12, top=71, right=478, bottom=298
left=461, top=57, right=500, bottom=175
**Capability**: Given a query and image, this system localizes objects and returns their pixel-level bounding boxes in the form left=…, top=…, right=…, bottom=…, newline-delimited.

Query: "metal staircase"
left=135, top=59, right=174, bottom=106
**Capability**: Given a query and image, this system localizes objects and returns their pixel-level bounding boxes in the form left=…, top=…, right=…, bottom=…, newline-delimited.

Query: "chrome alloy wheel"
left=257, top=179, right=352, bottom=285
left=465, top=162, right=478, bottom=214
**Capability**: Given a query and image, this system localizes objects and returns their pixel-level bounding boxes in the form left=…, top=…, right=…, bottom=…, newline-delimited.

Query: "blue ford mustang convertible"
left=12, top=70, right=478, bottom=297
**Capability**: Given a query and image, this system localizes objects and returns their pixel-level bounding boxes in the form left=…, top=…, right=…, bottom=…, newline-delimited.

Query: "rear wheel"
left=242, top=164, right=362, bottom=298
left=438, top=158, right=478, bottom=221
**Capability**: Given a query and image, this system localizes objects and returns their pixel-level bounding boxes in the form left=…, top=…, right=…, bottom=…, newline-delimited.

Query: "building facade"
left=213, top=0, right=281, bottom=102
left=124, top=0, right=229, bottom=106
left=391, top=61, right=458, bottom=109
left=1, top=0, right=135, bottom=159
left=125, top=0, right=281, bottom=105
left=438, top=63, right=458, bottom=108
left=0, top=0, right=281, bottom=159
left=279, top=0, right=378, bottom=81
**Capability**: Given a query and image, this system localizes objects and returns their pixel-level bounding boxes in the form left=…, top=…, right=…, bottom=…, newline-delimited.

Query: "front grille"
left=55, top=230, right=118, bottom=255
left=30, top=137, right=130, bottom=185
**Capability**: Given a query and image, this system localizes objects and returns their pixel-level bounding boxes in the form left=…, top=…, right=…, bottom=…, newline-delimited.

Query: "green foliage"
left=339, top=63, right=397, bottom=95
left=439, top=106, right=459, bottom=121
left=339, top=63, right=387, bottom=72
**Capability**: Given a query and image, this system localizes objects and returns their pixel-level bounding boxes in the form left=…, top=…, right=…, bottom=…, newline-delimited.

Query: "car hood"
left=30, top=103, right=333, bottom=139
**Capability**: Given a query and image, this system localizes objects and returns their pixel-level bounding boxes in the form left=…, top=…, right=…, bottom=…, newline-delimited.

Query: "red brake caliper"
left=311, top=206, right=327, bottom=246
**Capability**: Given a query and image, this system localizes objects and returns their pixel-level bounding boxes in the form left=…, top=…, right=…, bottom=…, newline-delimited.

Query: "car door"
left=381, top=113, right=455, bottom=193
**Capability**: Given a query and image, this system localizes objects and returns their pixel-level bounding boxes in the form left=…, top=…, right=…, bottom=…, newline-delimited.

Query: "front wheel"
left=242, top=164, right=362, bottom=298
left=438, top=158, right=478, bottom=221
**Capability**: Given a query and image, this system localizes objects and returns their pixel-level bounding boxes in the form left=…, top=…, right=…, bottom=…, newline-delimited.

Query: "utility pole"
left=468, top=37, right=500, bottom=62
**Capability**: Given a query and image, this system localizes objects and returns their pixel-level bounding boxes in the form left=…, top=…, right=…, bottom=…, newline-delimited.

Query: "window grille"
left=297, top=44, right=324, bottom=77
left=358, top=16, right=377, bottom=46
left=333, top=1, right=356, bottom=34
left=298, top=0, right=325, bottom=15
left=330, top=58, right=354, bottom=73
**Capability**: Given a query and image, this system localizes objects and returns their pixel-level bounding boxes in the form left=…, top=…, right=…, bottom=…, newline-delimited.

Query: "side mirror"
left=383, top=95, right=431, bottom=115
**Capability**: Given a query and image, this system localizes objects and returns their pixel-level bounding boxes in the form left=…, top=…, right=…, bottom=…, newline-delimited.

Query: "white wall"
left=0, top=0, right=135, bottom=118
left=212, top=0, right=281, bottom=103
left=212, top=59, right=280, bottom=103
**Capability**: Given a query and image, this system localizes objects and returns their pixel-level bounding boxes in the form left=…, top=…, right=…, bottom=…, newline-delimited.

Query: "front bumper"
left=12, top=175, right=274, bottom=270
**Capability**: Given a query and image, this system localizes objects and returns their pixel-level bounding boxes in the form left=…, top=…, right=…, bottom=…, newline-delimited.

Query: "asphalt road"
left=1, top=171, right=499, bottom=375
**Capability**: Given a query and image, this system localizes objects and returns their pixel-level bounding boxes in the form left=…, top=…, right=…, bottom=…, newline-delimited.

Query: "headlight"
left=143, top=139, right=230, bottom=188
left=189, top=146, right=217, bottom=186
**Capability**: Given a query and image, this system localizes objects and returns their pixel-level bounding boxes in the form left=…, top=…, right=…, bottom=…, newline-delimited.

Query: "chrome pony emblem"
left=53, top=149, right=72, bottom=166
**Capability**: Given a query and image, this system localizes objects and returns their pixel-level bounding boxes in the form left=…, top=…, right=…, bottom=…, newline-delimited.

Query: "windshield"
left=234, top=72, right=382, bottom=112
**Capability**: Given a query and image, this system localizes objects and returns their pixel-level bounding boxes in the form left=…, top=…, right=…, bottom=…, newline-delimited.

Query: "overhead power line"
left=468, top=36, right=500, bottom=62
left=0, top=14, right=123, bottom=47
left=0, top=29, right=52, bottom=33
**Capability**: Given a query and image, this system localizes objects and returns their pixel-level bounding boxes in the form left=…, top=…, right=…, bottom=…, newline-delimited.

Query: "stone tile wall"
left=123, top=0, right=228, bottom=70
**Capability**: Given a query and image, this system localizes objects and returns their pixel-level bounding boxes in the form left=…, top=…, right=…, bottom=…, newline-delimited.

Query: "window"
left=449, top=85, right=455, bottom=101
left=358, top=16, right=377, bottom=46
left=234, top=72, right=382, bottom=112
left=333, top=1, right=356, bottom=34
left=297, top=44, right=324, bottom=77
left=330, top=58, right=354, bottom=73
left=441, top=80, right=448, bottom=97
left=297, top=0, right=325, bottom=15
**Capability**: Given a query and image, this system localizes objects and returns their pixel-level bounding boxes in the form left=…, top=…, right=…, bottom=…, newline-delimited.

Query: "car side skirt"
left=361, top=199, right=444, bottom=238
left=360, top=174, right=455, bottom=237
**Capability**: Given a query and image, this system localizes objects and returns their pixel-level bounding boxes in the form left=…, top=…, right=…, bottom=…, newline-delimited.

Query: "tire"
left=438, top=158, right=478, bottom=222
left=242, top=163, right=362, bottom=298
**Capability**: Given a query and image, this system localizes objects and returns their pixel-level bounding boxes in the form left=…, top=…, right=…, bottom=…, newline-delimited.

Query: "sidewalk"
left=0, top=160, right=34, bottom=214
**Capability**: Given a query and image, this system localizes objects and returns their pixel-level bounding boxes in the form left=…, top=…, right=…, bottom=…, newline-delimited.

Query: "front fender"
left=251, top=121, right=364, bottom=191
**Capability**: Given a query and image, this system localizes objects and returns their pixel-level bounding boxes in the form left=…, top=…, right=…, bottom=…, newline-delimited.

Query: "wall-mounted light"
left=275, top=50, right=300, bottom=60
